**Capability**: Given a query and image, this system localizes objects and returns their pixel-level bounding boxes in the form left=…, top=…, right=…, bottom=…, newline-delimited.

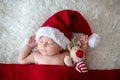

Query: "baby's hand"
left=79, top=34, right=89, bottom=45
left=26, top=35, right=37, bottom=48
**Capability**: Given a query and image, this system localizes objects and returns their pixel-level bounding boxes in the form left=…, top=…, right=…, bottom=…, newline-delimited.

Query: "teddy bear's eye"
left=77, top=44, right=79, bottom=46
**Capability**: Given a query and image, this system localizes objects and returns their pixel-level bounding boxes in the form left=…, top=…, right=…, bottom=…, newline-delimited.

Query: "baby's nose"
left=42, top=42, right=47, bottom=47
left=76, top=50, right=84, bottom=58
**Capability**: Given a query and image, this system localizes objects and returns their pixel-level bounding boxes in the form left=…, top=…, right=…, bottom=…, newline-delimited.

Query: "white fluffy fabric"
left=88, top=33, right=100, bottom=48
left=0, top=0, right=120, bottom=69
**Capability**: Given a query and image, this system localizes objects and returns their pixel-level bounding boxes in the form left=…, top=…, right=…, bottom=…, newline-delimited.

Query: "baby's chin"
left=40, top=51, right=53, bottom=56
left=39, top=51, right=47, bottom=56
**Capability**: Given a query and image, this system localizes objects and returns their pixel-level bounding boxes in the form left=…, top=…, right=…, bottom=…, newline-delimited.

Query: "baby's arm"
left=79, top=34, right=89, bottom=54
left=18, top=35, right=37, bottom=64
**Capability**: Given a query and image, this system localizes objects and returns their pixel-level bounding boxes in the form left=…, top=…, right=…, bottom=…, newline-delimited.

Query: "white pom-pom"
left=88, top=33, right=100, bottom=48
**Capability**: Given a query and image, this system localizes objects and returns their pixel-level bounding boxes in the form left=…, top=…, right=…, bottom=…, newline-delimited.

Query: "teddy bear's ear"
left=77, top=41, right=81, bottom=47
left=68, top=44, right=71, bottom=51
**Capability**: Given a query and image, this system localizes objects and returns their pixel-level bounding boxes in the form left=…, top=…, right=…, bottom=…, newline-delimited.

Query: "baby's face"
left=37, top=36, right=62, bottom=56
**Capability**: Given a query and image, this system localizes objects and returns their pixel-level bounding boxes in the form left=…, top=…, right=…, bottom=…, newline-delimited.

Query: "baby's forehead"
left=39, top=36, right=55, bottom=42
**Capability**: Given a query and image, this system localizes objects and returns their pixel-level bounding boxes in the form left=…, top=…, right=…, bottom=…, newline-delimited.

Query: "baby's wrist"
left=81, top=43, right=88, bottom=46
left=81, top=43, right=88, bottom=47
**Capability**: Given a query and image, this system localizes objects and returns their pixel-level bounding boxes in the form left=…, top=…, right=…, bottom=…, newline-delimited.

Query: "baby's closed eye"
left=48, top=42, right=55, bottom=45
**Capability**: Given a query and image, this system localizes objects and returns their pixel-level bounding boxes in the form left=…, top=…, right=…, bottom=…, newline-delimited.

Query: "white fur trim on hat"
left=88, top=33, right=100, bottom=48
left=35, top=26, right=70, bottom=49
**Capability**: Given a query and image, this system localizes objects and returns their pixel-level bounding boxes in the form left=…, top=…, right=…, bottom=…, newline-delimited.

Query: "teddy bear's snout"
left=76, top=50, right=83, bottom=58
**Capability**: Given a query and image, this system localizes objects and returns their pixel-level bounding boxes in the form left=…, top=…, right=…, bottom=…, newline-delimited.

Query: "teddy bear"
left=64, top=39, right=88, bottom=73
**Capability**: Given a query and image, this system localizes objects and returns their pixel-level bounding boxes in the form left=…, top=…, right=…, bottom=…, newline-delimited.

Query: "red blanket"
left=0, top=64, right=120, bottom=80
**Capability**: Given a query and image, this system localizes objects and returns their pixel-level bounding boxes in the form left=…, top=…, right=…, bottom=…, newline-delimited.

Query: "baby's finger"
left=32, top=34, right=36, bottom=38
left=85, top=35, right=88, bottom=39
left=32, top=35, right=35, bottom=40
left=31, top=34, right=36, bottom=39
left=83, top=34, right=86, bottom=40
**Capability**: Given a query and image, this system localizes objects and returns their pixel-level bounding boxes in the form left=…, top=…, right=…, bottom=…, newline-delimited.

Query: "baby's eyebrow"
left=48, top=41, right=55, bottom=43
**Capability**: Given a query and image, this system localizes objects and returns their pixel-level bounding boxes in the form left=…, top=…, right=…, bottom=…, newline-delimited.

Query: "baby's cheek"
left=49, top=47, right=60, bottom=53
left=37, top=45, right=42, bottom=49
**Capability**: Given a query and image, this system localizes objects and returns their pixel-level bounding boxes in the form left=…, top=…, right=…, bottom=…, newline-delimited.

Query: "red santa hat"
left=35, top=10, right=100, bottom=49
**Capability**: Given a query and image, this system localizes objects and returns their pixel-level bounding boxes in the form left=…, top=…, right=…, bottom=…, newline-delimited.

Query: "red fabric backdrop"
left=0, top=64, right=120, bottom=80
